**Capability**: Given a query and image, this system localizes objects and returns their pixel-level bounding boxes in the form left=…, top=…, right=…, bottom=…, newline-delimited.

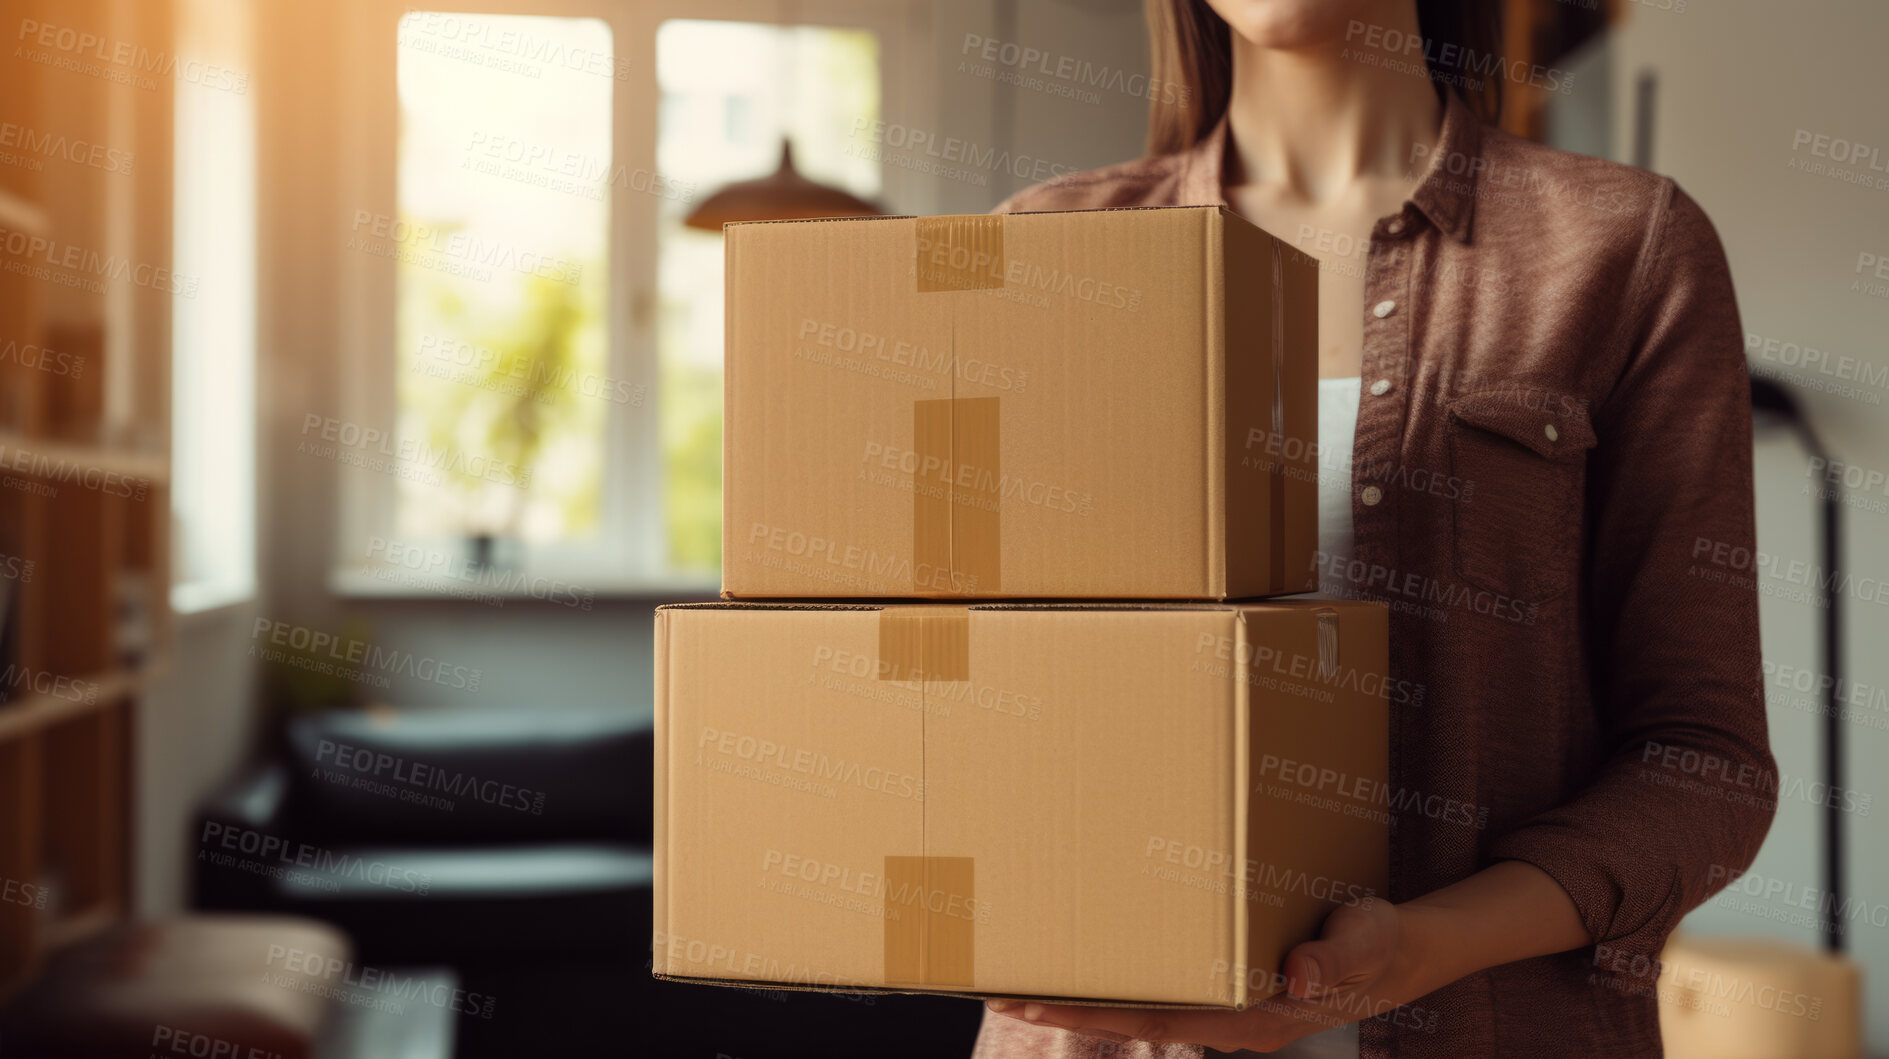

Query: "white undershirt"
left=1314, top=376, right=1362, bottom=598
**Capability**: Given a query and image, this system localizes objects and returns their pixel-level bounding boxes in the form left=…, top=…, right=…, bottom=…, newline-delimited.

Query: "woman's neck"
left=1222, top=15, right=1442, bottom=203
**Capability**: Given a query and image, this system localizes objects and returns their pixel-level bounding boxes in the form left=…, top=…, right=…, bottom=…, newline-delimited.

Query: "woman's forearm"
left=1389, top=860, right=1593, bottom=999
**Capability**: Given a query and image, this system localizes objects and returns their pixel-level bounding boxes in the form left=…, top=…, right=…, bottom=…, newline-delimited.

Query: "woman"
left=975, top=1, right=1774, bottom=1057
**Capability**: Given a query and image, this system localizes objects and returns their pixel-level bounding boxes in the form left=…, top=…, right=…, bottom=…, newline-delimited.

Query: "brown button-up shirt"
left=974, top=90, right=1775, bottom=1059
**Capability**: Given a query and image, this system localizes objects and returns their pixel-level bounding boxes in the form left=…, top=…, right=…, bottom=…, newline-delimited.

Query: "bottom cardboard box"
left=652, top=600, right=1389, bottom=1009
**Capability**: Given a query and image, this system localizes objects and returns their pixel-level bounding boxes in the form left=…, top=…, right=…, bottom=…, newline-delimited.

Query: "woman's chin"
left=1206, top=0, right=1382, bottom=51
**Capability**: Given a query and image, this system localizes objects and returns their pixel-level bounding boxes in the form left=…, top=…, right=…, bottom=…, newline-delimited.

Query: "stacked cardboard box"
left=654, top=207, right=1390, bottom=1010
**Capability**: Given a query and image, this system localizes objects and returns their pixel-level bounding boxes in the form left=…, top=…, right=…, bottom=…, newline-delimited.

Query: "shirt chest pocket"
left=1447, top=387, right=1598, bottom=604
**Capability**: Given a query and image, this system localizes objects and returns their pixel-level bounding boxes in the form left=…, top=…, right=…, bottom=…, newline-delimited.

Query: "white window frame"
left=172, top=0, right=258, bottom=616
left=330, top=0, right=936, bottom=597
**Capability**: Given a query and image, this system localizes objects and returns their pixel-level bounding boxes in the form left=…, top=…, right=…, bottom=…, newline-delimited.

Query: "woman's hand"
left=985, top=861, right=1592, bottom=1053
left=986, top=898, right=1417, bottom=1053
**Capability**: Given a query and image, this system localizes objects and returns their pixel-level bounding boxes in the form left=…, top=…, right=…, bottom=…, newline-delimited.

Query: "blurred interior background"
left=0, top=0, right=1885, bottom=1055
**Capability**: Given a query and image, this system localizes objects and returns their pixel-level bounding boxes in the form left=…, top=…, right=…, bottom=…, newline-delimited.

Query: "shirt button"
left=1386, top=217, right=1407, bottom=235
left=1544, top=423, right=1560, bottom=442
left=1369, top=378, right=1391, bottom=396
left=1361, top=485, right=1383, bottom=506
left=1372, top=300, right=1396, bottom=318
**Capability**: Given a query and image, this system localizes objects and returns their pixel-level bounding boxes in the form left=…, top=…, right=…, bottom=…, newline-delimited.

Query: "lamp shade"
left=683, top=140, right=883, bottom=232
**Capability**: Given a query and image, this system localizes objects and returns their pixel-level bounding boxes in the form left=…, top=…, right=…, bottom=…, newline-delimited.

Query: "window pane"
left=393, top=13, right=612, bottom=546
left=172, top=0, right=256, bottom=611
left=654, top=21, right=880, bottom=572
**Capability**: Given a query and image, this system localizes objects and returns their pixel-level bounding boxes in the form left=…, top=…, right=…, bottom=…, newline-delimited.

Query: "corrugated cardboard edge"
left=650, top=972, right=1248, bottom=1010
left=1219, top=212, right=1319, bottom=597
left=1229, top=608, right=1252, bottom=1010
left=1279, top=243, right=1320, bottom=592
left=1203, top=211, right=1228, bottom=599
left=1220, top=212, right=1268, bottom=599
left=651, top=606, right=673, bottom=975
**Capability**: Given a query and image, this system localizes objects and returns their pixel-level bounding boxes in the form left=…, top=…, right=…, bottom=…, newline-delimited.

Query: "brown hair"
left=1143, top=0, right=1503, bottom=156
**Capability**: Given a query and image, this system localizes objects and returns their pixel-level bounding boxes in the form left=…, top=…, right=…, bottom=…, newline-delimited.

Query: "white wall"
left=138, top=605, right=259, bottom=914
left=1601, top=1, right=1889, bottom=1050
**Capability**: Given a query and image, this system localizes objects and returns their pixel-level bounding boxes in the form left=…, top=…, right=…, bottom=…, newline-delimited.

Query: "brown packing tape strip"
left=915, top=215, right=1006, bottom=292
left=884, top=855, right=975, bottom=988
left=877, top=607, right=970, bottom=683
left=912, top=397, right=1001, bottom=594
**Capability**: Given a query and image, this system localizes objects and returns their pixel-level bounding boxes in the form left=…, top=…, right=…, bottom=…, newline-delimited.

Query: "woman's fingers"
left=1284, top=900, right=1399, bottom=999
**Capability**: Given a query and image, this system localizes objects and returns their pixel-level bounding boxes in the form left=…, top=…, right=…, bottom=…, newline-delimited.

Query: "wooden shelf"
left=0, top=671, right=143, bottom=741
left=0, top=187, right=49, bottom=236
left=0, top=432, right=170, bottom=484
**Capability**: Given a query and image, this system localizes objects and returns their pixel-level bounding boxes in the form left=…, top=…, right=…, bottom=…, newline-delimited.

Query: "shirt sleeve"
left=1485, top=181, right=1778, bottom=979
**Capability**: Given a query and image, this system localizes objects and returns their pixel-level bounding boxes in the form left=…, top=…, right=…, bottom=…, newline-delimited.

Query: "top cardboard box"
left=722, top=206, right=1318, bottom=600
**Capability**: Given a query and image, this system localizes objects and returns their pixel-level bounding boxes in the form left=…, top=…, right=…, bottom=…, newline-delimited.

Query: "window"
left=335, top=3, right=902, bottom=595
left=653, top=20, right=880, bottom=570
left=171, top=0, right=256, bottom=614
left=393, top=13, right=613, bottom=555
